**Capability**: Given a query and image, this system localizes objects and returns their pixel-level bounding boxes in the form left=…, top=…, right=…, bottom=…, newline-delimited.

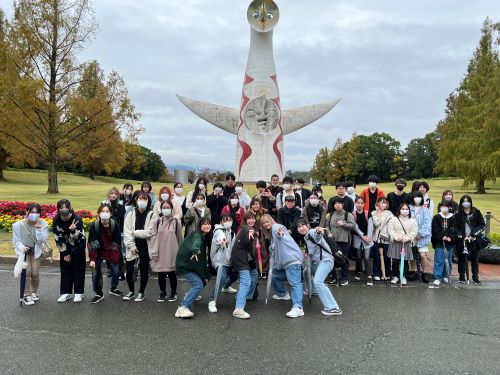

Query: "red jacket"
left=221, top=205, right=245, bottom=233
left=360, top=188, right=385, bottom=212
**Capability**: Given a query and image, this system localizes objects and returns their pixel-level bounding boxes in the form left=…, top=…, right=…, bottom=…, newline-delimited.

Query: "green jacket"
left=175, top=231, right=210, bottom=280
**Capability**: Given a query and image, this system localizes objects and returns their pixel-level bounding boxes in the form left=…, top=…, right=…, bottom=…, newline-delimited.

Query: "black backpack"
left=307, top=232, right=347, bottom=265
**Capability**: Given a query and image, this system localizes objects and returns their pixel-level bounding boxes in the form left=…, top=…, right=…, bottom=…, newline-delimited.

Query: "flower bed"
left=0, top=201, right=95, bottom=232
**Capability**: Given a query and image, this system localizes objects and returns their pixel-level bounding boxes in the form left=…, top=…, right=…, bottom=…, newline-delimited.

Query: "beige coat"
left=148, top=216, right=183, bottom=272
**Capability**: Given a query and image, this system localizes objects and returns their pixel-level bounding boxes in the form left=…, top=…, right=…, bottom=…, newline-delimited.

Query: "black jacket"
left=454, top=209, right=486, bottom=239
left=387, top=192, right=410, bottom=216
left=294, top=188, right=312, bottom=208
left=431, top=214, right=457, bottom=248
left=230, top=226, right=256, bottom=272
left=277, top=207, right=301, bottom=241
left=207, top=194, right=228, bottom=226
left=327, top=196, right=354, bottom=214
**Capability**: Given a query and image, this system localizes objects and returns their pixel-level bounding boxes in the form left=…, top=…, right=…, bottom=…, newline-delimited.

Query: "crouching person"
left=260, top=214, right=304, bottom=318
left=298, top=220, right=343, bottom=316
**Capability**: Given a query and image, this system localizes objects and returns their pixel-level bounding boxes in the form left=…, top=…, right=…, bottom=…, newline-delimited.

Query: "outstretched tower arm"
left=282, top=99, right=340, bottom=135
left=177, top=95, right=239, bottom=135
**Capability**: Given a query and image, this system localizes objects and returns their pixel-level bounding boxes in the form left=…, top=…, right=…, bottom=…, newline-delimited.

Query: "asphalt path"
left=0, top=267, right=499, bottom=375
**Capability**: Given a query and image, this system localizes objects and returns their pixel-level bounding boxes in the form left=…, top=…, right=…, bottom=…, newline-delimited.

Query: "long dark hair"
left=56, top=199, right=74, bottom=219
left=196, top=217, right=211, bottom=235
left=191, top=177, right=208, bottom=203
left=135, top=191, right=152, bottom=211
left=458, top=195, right=475, bottom=215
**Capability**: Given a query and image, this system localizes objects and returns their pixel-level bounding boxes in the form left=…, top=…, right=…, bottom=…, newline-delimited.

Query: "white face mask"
left=195, top=199, right=204, bottom=207
left=137, top=201, right=148, bottom=209
left=295, top=185, right=302, bottom=191
left=174, top=187, right=183, bottom=195
left=235, top=186, right=243, bottom=194
left=444, top=195, right=453, bottom=202
left=282, top=184, right=291, bottom=191
left=400, top=209, right=410, bottom=217
left=99, top=212, right=111, bottom=220
left=28, top=213, right=40, bottom=222
left=369, top=182, right=377, bottom=188
left=214, top=187, right=223, bottom=194
left=309, top=199, right=319, bottom=207
left=198, top=184, right=206, bottom=190
left=317, top=192, right=322, bottom=197
left=230, top=198, right=239, bottom=206
left=440, top=207, right=449, bottom=215
left=462, top=202, right=471, bottom=208
left=223, top=221, right=233, bottom=229
left=162, top=209, right=172, bottom=216
left=347, top=187, right=355, bottom=194
left=161, top=193, right=170, bottom=201
left=413, top=197, right=422, bottom=205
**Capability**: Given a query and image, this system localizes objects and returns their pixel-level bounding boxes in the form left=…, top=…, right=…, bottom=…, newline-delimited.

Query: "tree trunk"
left=476, top=177, right=486, bottom=194
left=47, top=157, right=59, bottom=194
left=0, top=168, right=4, bottom=181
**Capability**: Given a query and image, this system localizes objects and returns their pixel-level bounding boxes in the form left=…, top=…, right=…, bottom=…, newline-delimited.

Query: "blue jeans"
left=313, top=260, right=339, bottom=311
left=181, top=272, right=204, bottom=310
left=272, top=263, right=303, bottom=309
left=92, top=259, right=119, bottom=296
left=434, top=244, right=455, bottom=280
left=235, top=269, right=258, bottom=310
left=209, top=265, right=239, bottom=301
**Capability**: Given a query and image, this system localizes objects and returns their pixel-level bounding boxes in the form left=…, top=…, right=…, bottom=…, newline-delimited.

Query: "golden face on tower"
left=247, top=0, right=279, bottom=33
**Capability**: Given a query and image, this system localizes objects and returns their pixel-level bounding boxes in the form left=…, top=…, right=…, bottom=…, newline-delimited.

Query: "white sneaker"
left=390, top=277, right=399, bottom=284
left=401, top=277, right=407, bottom=285
left=286, top=307, right=305, bottom=318
left=31, top=293, right=39, bottom=302
left=367, top=277, right=373, bottom=286
left=57, top=294, right=72, bottom=303
left=433, top=279, right=441, bottom=286
left=232, top=308, right=250, bottom=319
left=73, top=294, right=83, bottom=303
left=175, top=306, right=194, bottom=319
left=208, top=301, right=218, bottom=313
left=272, top=293, right=291, bottom=301
left=222, top=286, right=237, bottom=294
left=443, top=277, right=449, bottom=283
left=373, top=276, right=381, bottom=281
left=23, top=296, right=35, bottom=306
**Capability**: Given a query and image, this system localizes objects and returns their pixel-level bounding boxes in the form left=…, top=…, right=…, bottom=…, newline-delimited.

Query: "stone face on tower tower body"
left=177, top=0, right=339, bottom=182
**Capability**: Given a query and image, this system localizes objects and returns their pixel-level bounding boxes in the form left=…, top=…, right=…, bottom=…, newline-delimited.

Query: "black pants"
left=391, top=259, right=410, bottom=278
left=158, top=271, right=177, bottom=295
left=333, top=242, right=350, bottom=282
left=126, top=253, right=150, bottom=294
left=60, top=250, right=85, bottom=294
left=457, top=241, right=480, bottom=279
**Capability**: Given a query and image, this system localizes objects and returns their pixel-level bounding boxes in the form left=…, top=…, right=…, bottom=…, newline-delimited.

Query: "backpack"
left=94, top=218, right=116, bottom=234
left=307, top=232, right=347, bottom=264
left=156, top=217, right=179, bottom=236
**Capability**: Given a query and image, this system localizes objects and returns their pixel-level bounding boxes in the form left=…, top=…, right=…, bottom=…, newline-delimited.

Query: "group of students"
left=12, top=173, right=487, bottom=319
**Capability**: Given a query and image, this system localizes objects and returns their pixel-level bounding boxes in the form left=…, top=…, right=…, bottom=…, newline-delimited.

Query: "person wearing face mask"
left=327, top=182, right=354, bottom=215
left=454, top=195, right=486, bottom=284
left=387, top=203, right=418, bottom=285
left=351, top=197, right=374, bottom=285
left=254, top=180, right=276, bottom=218
left=184, top=193, right=212, bottom=237
left=172, top=182, right=187, bottom=213
left=302, top=193, right=327, bottom=229
left=311, top=186, right=327, bottom=207
left=208, top=214, right=238, bottom=313
left=293, top=178, right=311, bottom=209
left=141, top=181, right=156, bottom=207
left=360, top=175, right=385, bottom=213
left=268, top=174, right=283, bottom=197
left=387, top=178, right=410, bottom=216
left=149, top=201, right=183, bottom=302
left=276, top=176, right=301, bottom=210
left=372, top=197, right=394, bottom=281
left=185, top=177, right=208, bottom=209
left=53, top=199, right=87, bottom=303
left=153, top=186, right=182, bottom=220
left=88, top=203, right=124, bottom=304
left=234, top=182, right=251, bottom=210
left=123, top=192, right=154, bottom=302
left=431, top=201, right=457, bottom=286
left=415, top=182, right=434, bottom=214
left=12, top=203, right=49, bottom=305
left=437, top=190, right=459, bottom=214
left=207, top=182, right=228, bottom=230
left=408, top=191, right=432, bottom=283
left=223, top=173, right=237, bottom=198
left=243, top=212, right=269, bottom=280
left=221, top=193, right=246, bottom=233
left=277, top=195, right=302, bottom=246
left=345, top=181, right=357, bottom=203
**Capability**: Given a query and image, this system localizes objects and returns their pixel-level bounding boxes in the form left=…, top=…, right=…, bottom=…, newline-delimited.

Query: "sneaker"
left=23, top=296, right=35, bottom=306
left=232, top=308, right=250, bottom=319
left=462, top=249, right=469, bottom=255
left=222, top=286, right=238, bottom=294
left=473, top=278, right=482, bottom=285
left=157, top=293, right=167, bottom=303
left=57, top=294, right=72, bottom=303
left=340, top=280, right=349, bottom=286
left=327, top=278, right=337, bottom=284
left=123, top=292, right=136, bottom=301
left=109, top=288, right=124, bottom=297
left=168, top=294, right=178, bottom=302
left=458, top=276, right=466, bottom=284
left=354, top=272, right=362, bottom=281
left=433, top=279, right=441, bottom=286
left=208, top=300, right=218, bottom=313
left=401, top=277, right=407, bottom=286
left=443, top=277, right=449, bottom=284
left=373, top=276, right=381, bottom=281
left=175, top=306, right=194, bottom=319
left=390, top=277, right=399, bottom=284
left=367, top=276, right=373, bottom=286
left=321, top=307, right=343, bottom=316
left=272, top=293, right=291, bottom=301
left=408, top=273, right=420, bottom=282
left=196, top=295, right=202, bottom=301
left=422, top=274, right=430, bottom=283
left=73, top=294, right=83, bottom=303
left=90, top=295, right=104, bottom=304
left=134, top=293, right=145, bottom=302
left=31, top=293, right=39, bottom=302
left=286, top=307, right=305, bottom=318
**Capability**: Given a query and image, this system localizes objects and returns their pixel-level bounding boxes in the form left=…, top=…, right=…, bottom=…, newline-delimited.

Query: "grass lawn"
left=1, top=169, right=499, bottom=255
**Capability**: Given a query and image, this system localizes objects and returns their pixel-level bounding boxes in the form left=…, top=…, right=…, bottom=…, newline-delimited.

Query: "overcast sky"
left=1, top=0, right=499, bottom=172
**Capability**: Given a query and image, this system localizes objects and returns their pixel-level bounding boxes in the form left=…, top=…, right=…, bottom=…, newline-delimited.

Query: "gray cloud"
left=1, top=0, right=498, bottom=172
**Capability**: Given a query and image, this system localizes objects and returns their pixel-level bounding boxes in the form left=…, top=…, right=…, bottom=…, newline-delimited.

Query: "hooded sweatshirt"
left=270, top=224, right=303, bottom=270
left=210, top=224, right=235, bottom=268
left=303, top=229, right=334, bottom=265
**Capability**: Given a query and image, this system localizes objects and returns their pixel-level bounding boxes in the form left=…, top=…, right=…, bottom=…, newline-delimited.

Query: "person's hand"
left=131, top=248, right=138, bottom=255
left=337, top=220, right=344, bottom=226
left=315, top=227, right=324, bottom=234
left=221, top=238, right=228, bottom=247
left=248, top=230, right=255, bottom=240
left=328, top=233, right=334, bottom=238
left=64, top=255, right=72, bottom=263
left=35, top=220, right=42, bottom=229
left=69, top=219, right=77, bottom=232
left=277, top=228, right=284, bottom=238
left=89, top=261, right=95, bottom=268
left=362, top=235, right=370, bottom=243
left=23, top=246, right=30, bottom=253
left=190, top=252, right=199, bottom=262
left=287, top=229, right=292, bottom=234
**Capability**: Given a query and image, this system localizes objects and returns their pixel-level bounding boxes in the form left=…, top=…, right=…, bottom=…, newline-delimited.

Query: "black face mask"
left=396, top=185, right=405, bottom=192
left=59, top=209, right=70, bottom=216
